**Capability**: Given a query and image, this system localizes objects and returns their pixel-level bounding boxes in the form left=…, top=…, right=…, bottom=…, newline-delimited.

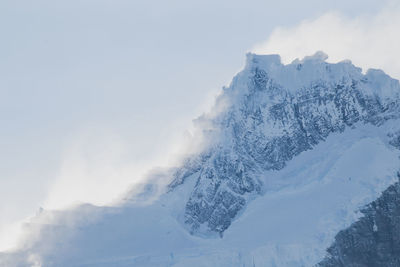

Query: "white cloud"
left=252, top=1, right=400, bottom=79
left=0, top=221, right=24, bottom=252
left=43, top=127, right=167, bottom=209
left=42, top=120, right=204, bottom=210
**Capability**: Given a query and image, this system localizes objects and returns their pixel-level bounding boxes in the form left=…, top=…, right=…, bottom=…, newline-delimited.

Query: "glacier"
left=2, top=52, right=400, bottom=267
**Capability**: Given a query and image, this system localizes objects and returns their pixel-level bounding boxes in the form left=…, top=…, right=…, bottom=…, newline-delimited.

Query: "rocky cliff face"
left=169, top=52, right=400, bottom=236
left=319, top=174, right=400, bottom=267
left=316, top=130, right=400, bottom=267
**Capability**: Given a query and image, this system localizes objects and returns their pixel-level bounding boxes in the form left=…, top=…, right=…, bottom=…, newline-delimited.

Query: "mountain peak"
left=242, top=52, right=367, bottom=93
left=246, top=51, right=329, bottom=70
left=245, top=53, right=282, bottom=69
left=176, top=52, right=400, bottom=237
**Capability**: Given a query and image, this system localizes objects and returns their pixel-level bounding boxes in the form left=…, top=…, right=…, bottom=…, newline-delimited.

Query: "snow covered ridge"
left=169, top=52, right=400, bottom=236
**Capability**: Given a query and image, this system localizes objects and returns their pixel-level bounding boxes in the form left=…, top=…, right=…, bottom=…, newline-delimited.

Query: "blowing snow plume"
left=252, top=1, right=400, bottom=80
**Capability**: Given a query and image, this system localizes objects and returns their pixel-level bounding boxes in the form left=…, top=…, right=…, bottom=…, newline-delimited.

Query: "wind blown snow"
left=252, top=1, right=400, bottom=79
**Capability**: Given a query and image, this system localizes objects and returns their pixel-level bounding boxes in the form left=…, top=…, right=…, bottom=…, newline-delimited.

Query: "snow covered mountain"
left=171, top=51, right=400, bottom=238
left=2, top=52, right=400, bottom=267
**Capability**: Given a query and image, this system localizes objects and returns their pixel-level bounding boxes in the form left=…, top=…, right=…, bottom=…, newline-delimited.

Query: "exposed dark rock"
left=318, top=173, right=400, bottom=267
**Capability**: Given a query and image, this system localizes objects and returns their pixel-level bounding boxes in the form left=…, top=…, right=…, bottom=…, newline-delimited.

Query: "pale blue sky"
left=0, top=0, right=390, bottom=250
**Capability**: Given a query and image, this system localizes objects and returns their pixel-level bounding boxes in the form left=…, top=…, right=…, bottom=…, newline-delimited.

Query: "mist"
left=252, top=1, right=400, bottom=79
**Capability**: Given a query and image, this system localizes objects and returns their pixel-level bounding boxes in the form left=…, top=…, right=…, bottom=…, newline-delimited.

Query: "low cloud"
left=252, top=1, right=400, bottom=79
left=43, top=125, right=191, bottom=210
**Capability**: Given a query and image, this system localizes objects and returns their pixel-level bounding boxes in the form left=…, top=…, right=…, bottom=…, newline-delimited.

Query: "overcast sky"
left=0, top=0, right=393, bottom=251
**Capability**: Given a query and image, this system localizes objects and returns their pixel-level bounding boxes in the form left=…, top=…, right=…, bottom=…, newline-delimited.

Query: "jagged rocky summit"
left=169, top=51, right=400, bottom=237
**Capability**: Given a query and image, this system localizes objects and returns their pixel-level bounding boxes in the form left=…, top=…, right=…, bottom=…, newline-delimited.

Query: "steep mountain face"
left=319, top=175, right=400, bottom=267
left=170, top=52, right=400, bottom=236
left=316, top=131, right=400, bottom=267
left=2, top=52, right=400, bottom=267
